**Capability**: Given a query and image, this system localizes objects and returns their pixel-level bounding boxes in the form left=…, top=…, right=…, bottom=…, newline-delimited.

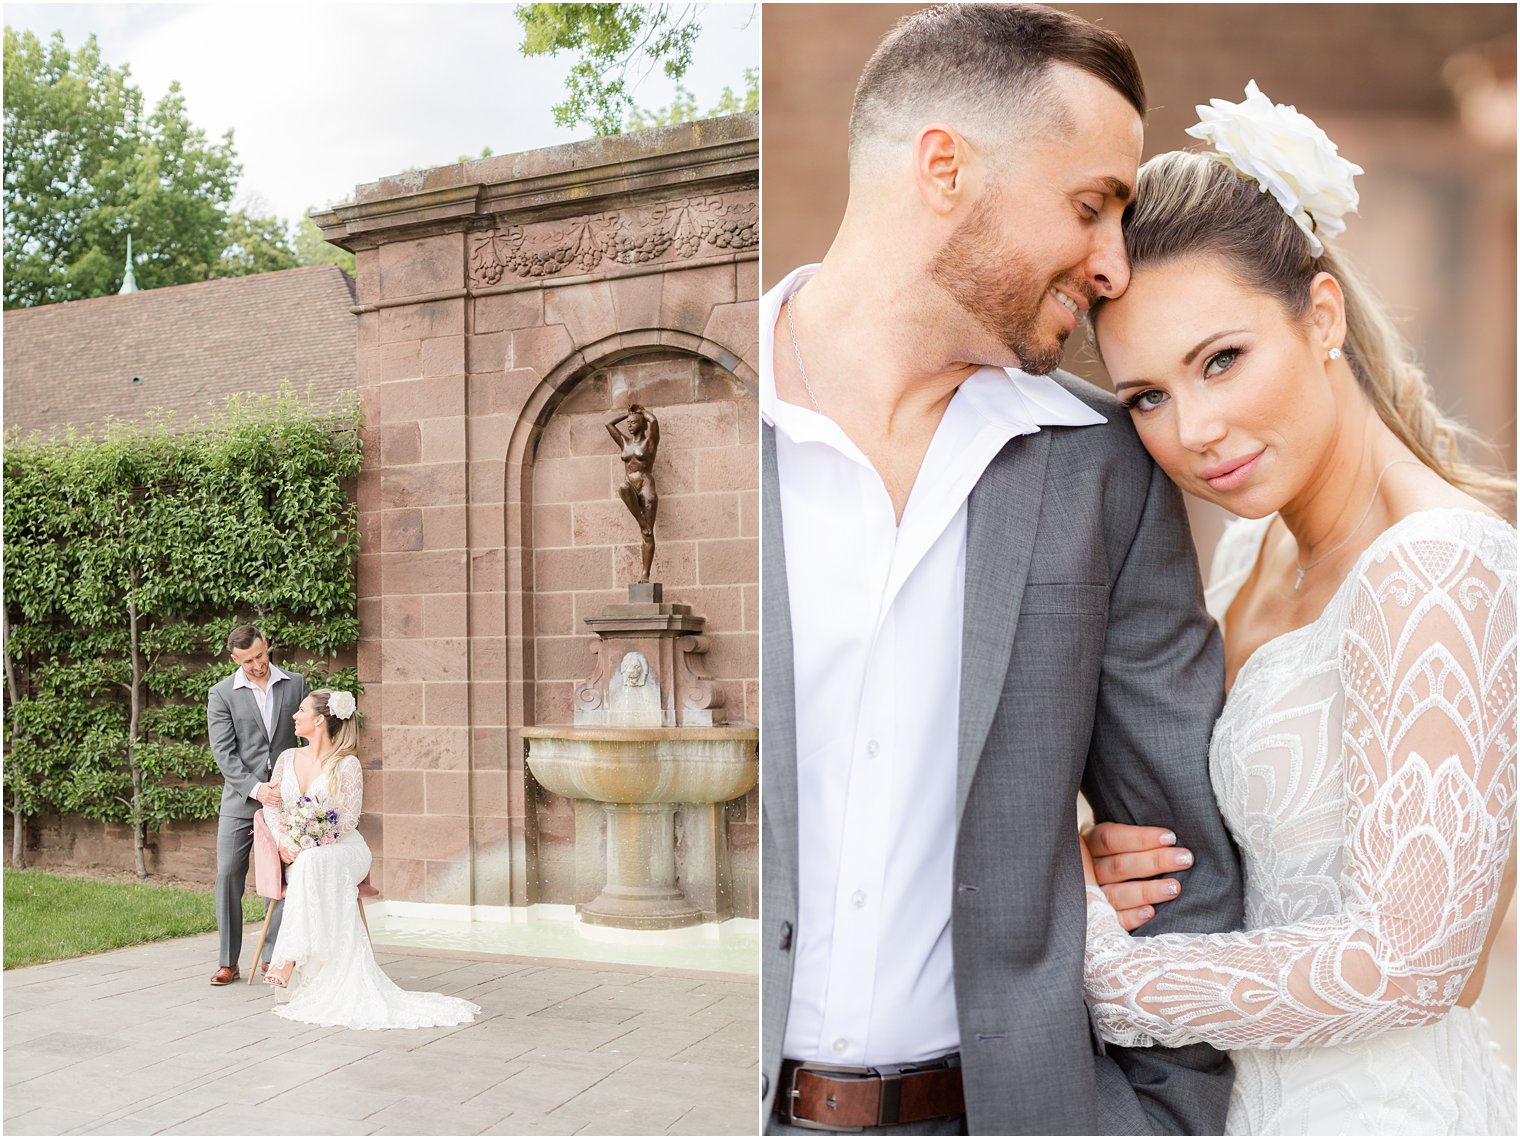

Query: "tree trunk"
left=128, top=581, right=147, bottom=880
left=2, top=607, right=26, bottom=869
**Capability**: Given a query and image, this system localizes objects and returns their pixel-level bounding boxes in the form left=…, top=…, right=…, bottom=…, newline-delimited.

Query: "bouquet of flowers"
left=278, top=795, right=341, bottom=855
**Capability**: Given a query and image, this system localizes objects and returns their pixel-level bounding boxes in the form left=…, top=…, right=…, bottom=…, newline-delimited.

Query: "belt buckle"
left=783, top=1060, right=871, bottom=1133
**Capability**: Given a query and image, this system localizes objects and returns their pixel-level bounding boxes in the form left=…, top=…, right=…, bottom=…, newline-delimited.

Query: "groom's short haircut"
left=848, top=4, right=1146, bottom=174
left=226, top=624, right=266, bottom=654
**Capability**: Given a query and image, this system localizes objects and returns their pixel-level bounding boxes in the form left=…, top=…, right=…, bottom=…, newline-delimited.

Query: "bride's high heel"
left=264, top=962, right=294, bottom=988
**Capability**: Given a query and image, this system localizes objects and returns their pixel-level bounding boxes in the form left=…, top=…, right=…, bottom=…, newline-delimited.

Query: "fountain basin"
left=522, top=726, right=758, bottom=804
left=523, top=726, right=758, bottom=930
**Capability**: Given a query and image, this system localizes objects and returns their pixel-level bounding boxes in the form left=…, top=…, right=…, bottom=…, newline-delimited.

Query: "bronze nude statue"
left=606, top=404, right=660, bottom=582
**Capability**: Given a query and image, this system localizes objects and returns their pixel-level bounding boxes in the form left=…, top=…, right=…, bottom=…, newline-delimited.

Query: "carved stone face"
left=619, top=652, right=649, bottom=687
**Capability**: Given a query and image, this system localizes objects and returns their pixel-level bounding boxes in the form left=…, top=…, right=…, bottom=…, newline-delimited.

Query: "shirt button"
left=832, top=1038, right=849, bottom=1056
left=866, top=740, right=880, bottom=757
left=850, top=889, right=867, bottom=908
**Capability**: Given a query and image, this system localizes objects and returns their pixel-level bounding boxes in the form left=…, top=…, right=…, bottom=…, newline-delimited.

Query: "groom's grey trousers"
left=208, top=670, right=306, bottom=968
left=761, top=372, right=1247, bottom=1134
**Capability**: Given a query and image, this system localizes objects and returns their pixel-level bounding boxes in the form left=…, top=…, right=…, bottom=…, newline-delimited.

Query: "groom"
left=206, top=624, right=306, bottom=985
left=762, top=6, right=1244, bottom=1134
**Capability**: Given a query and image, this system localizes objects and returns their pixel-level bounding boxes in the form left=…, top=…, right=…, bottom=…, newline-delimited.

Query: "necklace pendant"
left=1294, top=567, right=1306, bottom=591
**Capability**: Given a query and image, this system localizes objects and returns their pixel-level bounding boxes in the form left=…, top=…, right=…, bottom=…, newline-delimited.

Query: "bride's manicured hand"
left=1084, top=821, right=1192, bottom=932
left=279, top=846, right=296, bottom=865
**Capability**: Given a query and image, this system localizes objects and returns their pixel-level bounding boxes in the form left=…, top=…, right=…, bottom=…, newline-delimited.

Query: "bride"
left=1080, top=85, right=1516, bottom=1134
left=260, top=688, right=479, bottom=1030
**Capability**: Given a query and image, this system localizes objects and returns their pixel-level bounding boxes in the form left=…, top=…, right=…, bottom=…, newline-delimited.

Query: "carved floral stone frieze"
left=468, top=194, right=757, bottom=287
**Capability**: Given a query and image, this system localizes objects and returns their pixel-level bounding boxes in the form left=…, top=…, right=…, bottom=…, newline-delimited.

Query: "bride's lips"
left=1201, top=449, right=1264, bottom=492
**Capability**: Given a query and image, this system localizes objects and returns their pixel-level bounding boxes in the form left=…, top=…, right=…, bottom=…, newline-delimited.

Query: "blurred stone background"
left=763, top=3, right=1516, bottom=1067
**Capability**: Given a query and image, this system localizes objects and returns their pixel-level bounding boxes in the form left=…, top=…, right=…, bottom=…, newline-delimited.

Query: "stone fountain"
left=522, top=406, right=757, bottom=930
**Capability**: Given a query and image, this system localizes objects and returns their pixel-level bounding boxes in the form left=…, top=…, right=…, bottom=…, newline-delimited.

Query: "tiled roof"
left=3, top=265, right=358, bottom=439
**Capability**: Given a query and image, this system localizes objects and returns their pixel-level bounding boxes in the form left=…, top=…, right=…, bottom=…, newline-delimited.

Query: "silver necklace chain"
left=1293, top=458, right=1419, bottom=589
left=785, top=292, right=824, bottom=414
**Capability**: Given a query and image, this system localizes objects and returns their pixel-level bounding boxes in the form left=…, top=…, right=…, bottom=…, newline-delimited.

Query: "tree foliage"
left=293, top=211, right=356, bottom=277
left=3, top=28, right=351, bottom=308
left=625, top=66, right=757, bottom=131
left=3, top=28, right=243, bottom=308
left=216, top=209, right=301, bottom=278
left=518, top=3, right=703, bottom=137
left=3, top=389, right=363, bottom=874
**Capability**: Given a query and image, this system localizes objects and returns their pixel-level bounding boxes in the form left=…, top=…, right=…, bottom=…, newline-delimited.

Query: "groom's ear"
left=914, top=125, right=967, bottom=215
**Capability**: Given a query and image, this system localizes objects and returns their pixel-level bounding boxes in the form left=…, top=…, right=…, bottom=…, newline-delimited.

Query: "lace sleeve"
left=261, top=750, right=289, bottom=837
left=335, top=754, right=364, bottom=837
left=1084, top=530, right=1517, bottom=1050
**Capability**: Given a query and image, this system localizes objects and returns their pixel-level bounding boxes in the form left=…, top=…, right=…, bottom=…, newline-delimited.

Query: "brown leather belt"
left=776, top=1054, right=965, bottom=1131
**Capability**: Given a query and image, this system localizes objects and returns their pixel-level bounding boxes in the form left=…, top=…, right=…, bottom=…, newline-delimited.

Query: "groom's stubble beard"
left=927, top=183, right=1079, bottom=376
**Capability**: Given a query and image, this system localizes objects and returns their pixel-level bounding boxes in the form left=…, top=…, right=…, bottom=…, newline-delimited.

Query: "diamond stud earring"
left=1328, top=347, right=1343, bottom=361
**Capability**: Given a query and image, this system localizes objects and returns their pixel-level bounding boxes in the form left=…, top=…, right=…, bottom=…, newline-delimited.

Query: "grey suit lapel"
left=957, top=430, right=1050, bottom=825
left=760, top=426, right=799, bottom=891
left=274, top=673, right=298, bottom=737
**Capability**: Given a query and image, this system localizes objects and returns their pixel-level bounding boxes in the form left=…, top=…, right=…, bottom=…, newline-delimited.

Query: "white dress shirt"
left=231, top=661, right=294, bottom=742
left=764, top=265, right=1104, bottom=1067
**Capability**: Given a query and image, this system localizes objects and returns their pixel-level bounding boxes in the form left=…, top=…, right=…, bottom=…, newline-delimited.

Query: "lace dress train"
left=263, top=753, right=479, bottom=1030
left=1083, top=509, right=1517, bottom=1135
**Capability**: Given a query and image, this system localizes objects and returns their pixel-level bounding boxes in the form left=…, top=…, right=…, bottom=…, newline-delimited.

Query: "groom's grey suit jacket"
left=207, top=669, right=307, bottom=818
left=761, top=373, right=1246, bottom=1135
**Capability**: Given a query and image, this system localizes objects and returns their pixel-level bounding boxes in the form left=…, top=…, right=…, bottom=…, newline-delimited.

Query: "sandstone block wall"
left=318, top=115, right=760, bottom=914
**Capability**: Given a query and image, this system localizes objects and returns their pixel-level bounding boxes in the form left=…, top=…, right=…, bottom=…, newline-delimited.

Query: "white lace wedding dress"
left=1084, top=509, right=1517, bottom=1135
left=262, top=752, right=479, bottom=1030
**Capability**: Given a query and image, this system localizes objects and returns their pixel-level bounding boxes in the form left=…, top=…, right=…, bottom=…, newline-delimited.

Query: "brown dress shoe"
left=209, top=965, right=240, bottom=985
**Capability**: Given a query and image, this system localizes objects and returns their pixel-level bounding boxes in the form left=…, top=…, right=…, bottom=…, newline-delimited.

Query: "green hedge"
left=3, top=388, right=363, bottom=876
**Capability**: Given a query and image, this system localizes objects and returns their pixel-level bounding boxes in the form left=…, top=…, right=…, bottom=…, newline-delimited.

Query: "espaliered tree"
left=3, top=389, right=363, bottom=876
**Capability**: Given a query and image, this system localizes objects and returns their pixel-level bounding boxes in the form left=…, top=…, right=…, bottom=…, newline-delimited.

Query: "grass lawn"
left=5, top=870, right=266, bottom=970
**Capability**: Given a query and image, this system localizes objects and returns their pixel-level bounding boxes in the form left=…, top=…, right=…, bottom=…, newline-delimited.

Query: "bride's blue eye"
left=1123, top=389, right=1168, bottom=413
left=1204, top=348, right=1240, bottom=378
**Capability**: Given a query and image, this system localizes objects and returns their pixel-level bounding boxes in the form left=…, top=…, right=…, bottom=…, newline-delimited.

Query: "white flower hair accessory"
left=327, top=690, right=357, bottom=720
left=1186, top=80, right=1363, bottom=257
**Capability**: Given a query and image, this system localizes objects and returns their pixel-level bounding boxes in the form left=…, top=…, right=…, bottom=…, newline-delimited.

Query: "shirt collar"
left=231, top=662, right=292, bottom=691
left=760, top=263, right=1105, bottom=446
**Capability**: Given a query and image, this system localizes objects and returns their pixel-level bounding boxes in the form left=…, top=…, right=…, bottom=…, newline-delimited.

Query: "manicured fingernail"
left=1159, top=831, right=1177, bottom=846
left=1173, top=851, right=1193, bottom=868
left=1140, top=907, right=1153, bottom=918
left=1164, top=881, right=1180, bottom=897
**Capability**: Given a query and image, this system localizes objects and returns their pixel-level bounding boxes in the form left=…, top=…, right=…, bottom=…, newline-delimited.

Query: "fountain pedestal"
left=524, top=583, right=756, bottom=930
left=521, top=726, right=758, bottom=929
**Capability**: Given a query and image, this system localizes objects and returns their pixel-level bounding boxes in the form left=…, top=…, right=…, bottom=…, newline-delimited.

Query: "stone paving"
left=3, top=931, right=757, bottom=1136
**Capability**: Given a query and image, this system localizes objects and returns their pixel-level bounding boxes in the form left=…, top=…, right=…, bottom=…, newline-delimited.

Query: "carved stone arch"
left=502, top=328, right=757, bottom=486
left=500, top=328, right=757, bottom=906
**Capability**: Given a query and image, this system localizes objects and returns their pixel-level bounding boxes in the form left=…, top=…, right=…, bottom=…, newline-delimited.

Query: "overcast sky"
left=7, top=2, right=759, bottom=224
